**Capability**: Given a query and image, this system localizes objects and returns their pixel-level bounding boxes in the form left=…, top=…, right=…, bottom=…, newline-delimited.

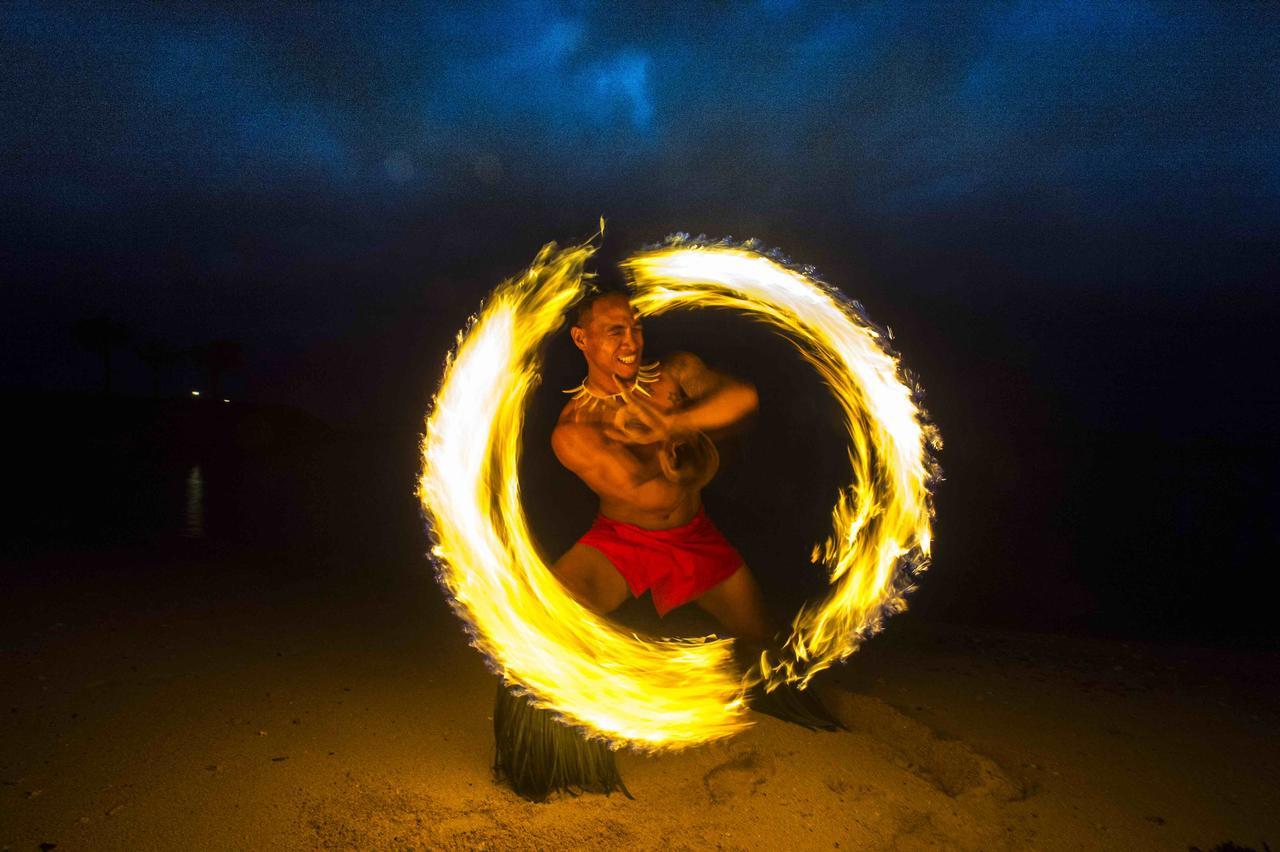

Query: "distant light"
left=191, top=390, right=201, bottom=397
left=222, top=398, right=230, bottom=403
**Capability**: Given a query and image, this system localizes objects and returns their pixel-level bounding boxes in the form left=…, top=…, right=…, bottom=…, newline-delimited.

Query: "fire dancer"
left=493, top=285, right=836, bottom=801
left=549, top=289, right=768, bottom=637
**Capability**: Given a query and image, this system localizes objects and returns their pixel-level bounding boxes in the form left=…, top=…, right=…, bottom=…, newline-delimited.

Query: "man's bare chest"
left=564, top=368, right=685, bottom=431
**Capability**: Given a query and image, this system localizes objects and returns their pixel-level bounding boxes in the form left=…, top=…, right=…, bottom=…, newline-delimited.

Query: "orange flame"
left=419, top=233, right=937, bottom=748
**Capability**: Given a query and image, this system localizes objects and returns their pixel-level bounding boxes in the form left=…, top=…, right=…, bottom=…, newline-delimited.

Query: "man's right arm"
left=552, top=422, right=684, bottom=510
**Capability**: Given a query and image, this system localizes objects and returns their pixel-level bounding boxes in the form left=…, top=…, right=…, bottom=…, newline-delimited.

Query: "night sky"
left=4, top=2, right=1278, bottom=638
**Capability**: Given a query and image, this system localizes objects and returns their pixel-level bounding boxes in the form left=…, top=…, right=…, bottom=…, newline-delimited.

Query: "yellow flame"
left=419, top=234, right=937, bottom=749
left=625, top=242, right=937, bottom=689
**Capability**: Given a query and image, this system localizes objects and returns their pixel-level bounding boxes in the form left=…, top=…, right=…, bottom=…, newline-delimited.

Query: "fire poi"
left=418, top=230, right=939, bottom=798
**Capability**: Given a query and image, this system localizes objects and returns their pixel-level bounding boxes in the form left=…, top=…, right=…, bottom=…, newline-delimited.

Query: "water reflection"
left=184, top=465, right=205, bottom=538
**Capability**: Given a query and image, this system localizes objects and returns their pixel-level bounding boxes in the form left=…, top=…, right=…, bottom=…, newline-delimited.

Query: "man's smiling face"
left=571, top=293, right=644, bottom=388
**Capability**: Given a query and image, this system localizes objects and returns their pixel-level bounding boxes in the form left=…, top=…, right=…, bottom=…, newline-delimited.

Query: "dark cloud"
left=1, top=1, right=1277, bottom=424
left=4, top=2, right=1275, bottom=218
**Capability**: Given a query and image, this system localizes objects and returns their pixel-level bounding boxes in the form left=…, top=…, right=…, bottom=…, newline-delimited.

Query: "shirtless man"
left=550, top=289, right=771, bottom=642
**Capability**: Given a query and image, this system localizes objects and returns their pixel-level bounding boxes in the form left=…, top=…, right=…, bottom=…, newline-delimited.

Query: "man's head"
left=570, top=289, right=643, bottom=388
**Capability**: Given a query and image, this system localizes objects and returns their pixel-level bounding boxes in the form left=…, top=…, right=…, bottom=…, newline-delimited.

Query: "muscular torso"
left=554, top=364, right=704, bottom=530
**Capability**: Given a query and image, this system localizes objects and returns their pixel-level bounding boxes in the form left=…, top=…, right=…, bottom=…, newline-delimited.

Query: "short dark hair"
left=571, top=286, right=631, bottom=329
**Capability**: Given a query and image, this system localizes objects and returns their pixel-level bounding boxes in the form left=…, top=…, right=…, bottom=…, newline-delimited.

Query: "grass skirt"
left=747, top=679, right=844, bottom=731
left=493, top=682, right=632, bottom=802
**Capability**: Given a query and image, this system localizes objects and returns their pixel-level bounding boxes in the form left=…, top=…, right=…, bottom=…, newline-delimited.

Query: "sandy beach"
left=7, top=2, right=1279, bottom=847
left=3, top=517, right=1277, bottom=851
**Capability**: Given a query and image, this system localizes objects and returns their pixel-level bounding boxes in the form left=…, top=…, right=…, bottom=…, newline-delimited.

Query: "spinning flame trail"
left=419, top=233, right=939, bottom=750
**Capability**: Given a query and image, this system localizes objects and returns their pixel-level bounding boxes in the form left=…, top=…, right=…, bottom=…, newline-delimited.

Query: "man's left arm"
left=664, top=351, right=758, bottom=437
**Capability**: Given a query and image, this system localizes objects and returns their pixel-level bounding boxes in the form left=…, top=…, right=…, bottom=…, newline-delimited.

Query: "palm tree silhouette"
left=72, top=317, right=133, bottom=396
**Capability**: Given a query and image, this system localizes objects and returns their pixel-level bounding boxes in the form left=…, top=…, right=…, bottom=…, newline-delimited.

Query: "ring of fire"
left=419, top=234, right=939, bottom=751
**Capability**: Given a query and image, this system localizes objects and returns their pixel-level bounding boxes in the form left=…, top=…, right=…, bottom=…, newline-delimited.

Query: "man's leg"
left=550, top=543, right=630, bottom=615
left=694, top=563, right=772, bottom=644
left=699, top=566, right=842, bottom=731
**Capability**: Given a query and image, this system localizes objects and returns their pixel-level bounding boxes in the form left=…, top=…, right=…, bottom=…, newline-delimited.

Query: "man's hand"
left=658, top=431, right=719, bottom=488
left=603, top=374, right=681, bottom=445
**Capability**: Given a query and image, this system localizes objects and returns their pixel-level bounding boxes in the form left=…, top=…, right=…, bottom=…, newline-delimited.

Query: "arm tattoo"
left=667, top=352, right=718, bottom=403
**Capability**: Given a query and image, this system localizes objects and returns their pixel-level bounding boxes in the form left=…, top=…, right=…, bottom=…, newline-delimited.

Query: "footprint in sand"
left=825, top=691, right=1022, bottom=801
left=702, top=748, right=776, bottom=804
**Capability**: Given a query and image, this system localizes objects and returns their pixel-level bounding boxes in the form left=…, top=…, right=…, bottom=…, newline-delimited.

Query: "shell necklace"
left=563, top=361, right=661, bottom=416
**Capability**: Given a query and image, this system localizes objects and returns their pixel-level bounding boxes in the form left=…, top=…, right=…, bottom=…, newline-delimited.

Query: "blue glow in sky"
left=3, top=1, right=1275, bottom=223
left=1, top=1, right=1277, bottom=420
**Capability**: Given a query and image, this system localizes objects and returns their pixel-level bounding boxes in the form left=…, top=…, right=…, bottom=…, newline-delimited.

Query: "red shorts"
left=578, top=509, right=743, bottom=616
